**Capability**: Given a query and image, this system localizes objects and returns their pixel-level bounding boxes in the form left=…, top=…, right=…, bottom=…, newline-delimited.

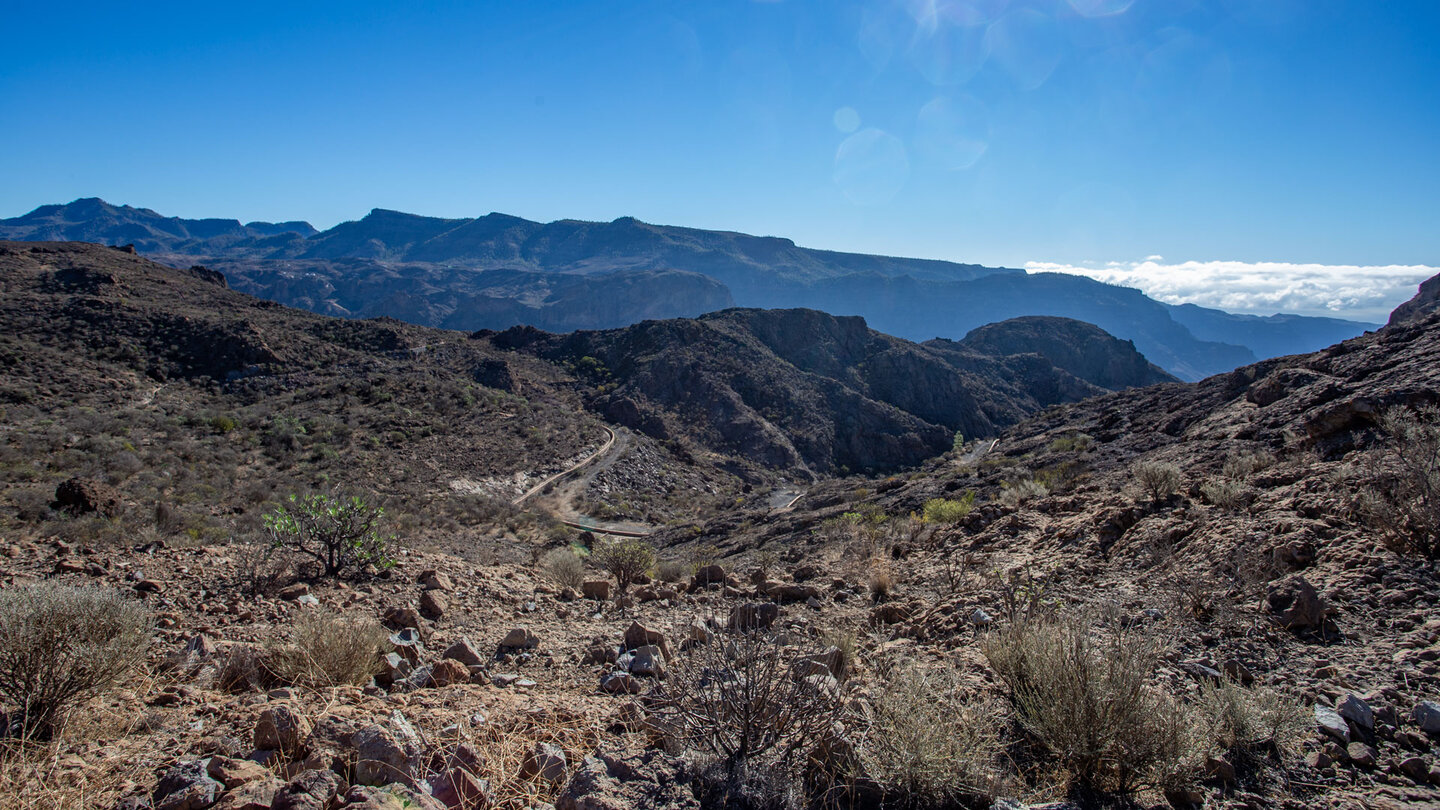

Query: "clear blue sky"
left=2, top=0, right=1436, bottom=276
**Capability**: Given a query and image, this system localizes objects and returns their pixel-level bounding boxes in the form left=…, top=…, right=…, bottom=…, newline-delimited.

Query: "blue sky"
left=2, top=1, right=1436, bottom=319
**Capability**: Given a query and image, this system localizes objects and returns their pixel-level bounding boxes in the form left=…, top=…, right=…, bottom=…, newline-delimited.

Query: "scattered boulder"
left=692, top=565, right=726, bottom=587
left=278, top=583, right=310, bottom=602
left=1263, top=575, right=1327, bottom=631
left=418, top=569, right=454, bottom=592
left=499, top=628, right=539, bottom=650
left=382, top=607, right=426, bottom=634
left=622, top=621, right=669, bottom=659
left=419, top=590, right=448, bottom=620
left=1415, top=701, right=1440, bottom=735
left=1316, top=704, right=1350, bottom=743
left=270, top=769, right=343, bottom=810
left=206, top=756, right=271, bottom=789
left=1338, top=694, right=1375, bottom=732
left=601, top=671, right=642, bottom=695
left=628, top=645, right=665, bottom=677
left=520, top=742, right=567, bottom=785
left=254, top=705, right=312, bottom=755
left=152, top=759, right=223, bottom=810
left=554, top=749, right=698, bottom=810
left=442, top=638, right=485, bottom=669
left=354, top=713, right=422, bottom=787
left=582, top=580, right=612, bottom=600
left=426, top=659, right=471, bottom=688
left=727, top=602, right=779, bottom=631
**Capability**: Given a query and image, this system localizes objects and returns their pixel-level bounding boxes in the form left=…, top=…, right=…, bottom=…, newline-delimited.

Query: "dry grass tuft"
left=265, top=610, right=391, bottom=688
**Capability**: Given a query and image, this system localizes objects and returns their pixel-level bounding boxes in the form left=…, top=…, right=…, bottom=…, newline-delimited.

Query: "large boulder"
left=555, top=749, right=698, bottom=810
left=1263, top=575, right=1327, bottom=630
left=254, top=704, right=312, bottom=755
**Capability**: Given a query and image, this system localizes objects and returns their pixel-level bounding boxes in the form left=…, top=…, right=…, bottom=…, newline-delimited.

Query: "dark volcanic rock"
left=55, top=477, right=122, bottom=517
left=1388, top=272, right=1440, bottom=327
left=946, top=316, right=1177, bottom=390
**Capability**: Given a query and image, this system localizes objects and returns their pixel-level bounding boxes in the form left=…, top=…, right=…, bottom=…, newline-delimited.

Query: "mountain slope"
left=486, top=308, right=1163, bottom=475
left=0, top=200, right=1378, bottom=380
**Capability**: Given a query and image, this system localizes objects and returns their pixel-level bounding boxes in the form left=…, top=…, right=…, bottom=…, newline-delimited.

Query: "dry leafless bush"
left=1222, top=450, right=1276, bottom=480
left=997, top=479, right=1049, bottom=510
left=0, top=584, right=151, bottom=740
left=981, top=612, right=1192, bottom=795
left=1131, top=460, right=1183, bottom=504
left=540, top=547, right=586, bottom=590
left=1353, top=404, right=1440, bottom=559
left=265, top=610, right=391, bottom=688
left=644, top=627, right=848, bottom=791
left=858, top=663, right=1001, bottom=807
left=656, top=558, right=689, bottom=583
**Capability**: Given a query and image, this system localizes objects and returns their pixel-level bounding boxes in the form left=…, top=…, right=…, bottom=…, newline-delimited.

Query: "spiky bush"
left=0, top=584, right=151, bottom=739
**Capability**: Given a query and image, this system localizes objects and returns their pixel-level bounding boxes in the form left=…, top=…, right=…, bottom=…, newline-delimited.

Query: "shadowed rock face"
left=487, top=308, right=1167, bottom=475
left=1387, top=272, right=1440, bottom=327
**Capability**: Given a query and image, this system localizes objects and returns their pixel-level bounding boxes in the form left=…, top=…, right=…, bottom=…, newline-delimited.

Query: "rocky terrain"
left=0, top=199, right=1377, bottom=381
left=0, top=241, right=1437, bottom=810
left=486, top=307, right=1167, bottom=475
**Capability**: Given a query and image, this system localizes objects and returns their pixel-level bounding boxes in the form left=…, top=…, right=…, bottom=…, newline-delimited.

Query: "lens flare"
left=833, top=128, right=910, bottom=205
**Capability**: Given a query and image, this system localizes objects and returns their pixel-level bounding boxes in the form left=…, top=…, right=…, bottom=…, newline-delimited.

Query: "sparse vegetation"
left=0, top=584, right=151, bottom=739
left=645, top=627, right=847, bottom=797
left=996, top=478, right=1049, bottom=509
left=982, top=612, right=1192, bottom=794
left=591, top=536, right=656, bottom=592
left=1200, top=477, right=1252, bottom=512
left=859, top=664, right=1000, bottom=807
left=1196, top=677, right=1307, bottom=768
left=1354, top=404, right=1440, bottom=558
left=266, top=610, right=392, bottom=688
left=540, top=546, right=586, bottom=590
left=921, top=492, right=975, bottom=524
left=264, top=493, right=396, bottom=579
left=1132, top=459, right=1183, bottom=504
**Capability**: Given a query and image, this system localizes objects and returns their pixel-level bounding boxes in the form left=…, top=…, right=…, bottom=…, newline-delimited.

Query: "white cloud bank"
left=1026, top=258, right=1438, bottom=323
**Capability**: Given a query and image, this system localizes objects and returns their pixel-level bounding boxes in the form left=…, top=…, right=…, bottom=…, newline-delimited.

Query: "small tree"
left=591, top=536, right=654, bottom=592
left=0, top=584, right=151, bottom=739
left=265, top=493, right=396, bottom=579
left=1132, top=460, right=1183, bottom=504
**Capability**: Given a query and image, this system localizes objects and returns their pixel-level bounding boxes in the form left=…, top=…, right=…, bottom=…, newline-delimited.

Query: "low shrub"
left=859, top=664, right=1000, bottom=807
left=591, top=536, right=655, bottom=592
left=266, top=610, right=391, bottom=688
left=1132, top=460, right=1183, bottom=504
left=921, top=492, right=975, bottom=524
left=540, top=547, right=586, bottom=590
left=982, top=612, right=1191, bottom=794
left=1354, top=404, right=1440, bottom=559
left=0, top=584, right=151, bottom=739
left=1200, top=478, right=1252, bottom=512
left=1197, top=677, right=1307, bottom=767
left=996, top=479, right=1049, bottom=510
left=656, top=558, right=689, bottom=583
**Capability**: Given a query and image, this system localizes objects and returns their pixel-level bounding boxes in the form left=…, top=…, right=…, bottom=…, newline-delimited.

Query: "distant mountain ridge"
left=0, top=198, right=1379, bottom=380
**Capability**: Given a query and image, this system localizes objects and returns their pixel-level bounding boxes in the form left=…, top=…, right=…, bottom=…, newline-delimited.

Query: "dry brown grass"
left=265, top=610, right=392, bottom=688
left=982, top=611, right=1194, bottom=795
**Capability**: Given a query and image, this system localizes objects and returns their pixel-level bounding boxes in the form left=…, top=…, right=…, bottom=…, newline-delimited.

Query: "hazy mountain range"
left=0, top=198, right=1378, bottom=380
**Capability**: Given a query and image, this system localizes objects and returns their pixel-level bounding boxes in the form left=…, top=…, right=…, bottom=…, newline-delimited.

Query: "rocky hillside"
left=0, top=200, right=1377, bottom=380
left=486, top=308, right=1166, bottom=476
left=935, top=315, right=1178, bottom=390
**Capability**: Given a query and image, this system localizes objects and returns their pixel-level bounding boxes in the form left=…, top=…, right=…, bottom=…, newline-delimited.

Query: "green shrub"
left=264, top=493, right=396, bottom=579
left=591, top=536, right=655, bottom=592
left=921, top=492, right=975, bottom=524
left=0, top=584, right=151, bottom=739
